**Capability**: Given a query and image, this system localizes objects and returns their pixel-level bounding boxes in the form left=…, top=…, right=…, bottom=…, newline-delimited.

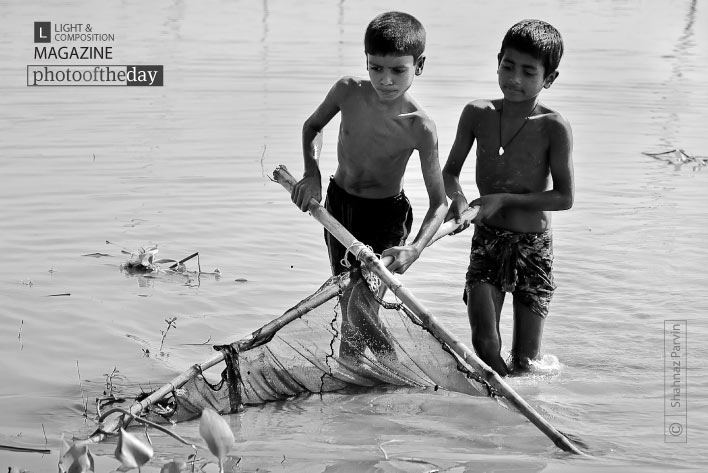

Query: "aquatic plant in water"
left=114, top=428, right=153, bottom=471
left=58, top=434, right=95, bottom=473
left=643, top=148, right=707, bottom=171
left=119, top=244, right=162, bottom=273
left=199, top=408, right=236, bottom=473
left=112, top=241, right=220, bottom=278
left=59, top=407, right=239, bottom=472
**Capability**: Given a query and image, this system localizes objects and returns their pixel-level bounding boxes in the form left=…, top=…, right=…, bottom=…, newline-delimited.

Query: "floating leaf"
left=59, top=433, right=70, bottom=454
left=154, top=258, right=178, bottom=264
left=199, top=408, right=235, bottom=471
left=114, top=427, right=153, bottom=471
left=58, top=437, right=95, bottom=473
left=137, top=246, right=158, bottom=268
left=57, top=436, right=70, bottom=472
left=82, top=252, right=112, bottom=258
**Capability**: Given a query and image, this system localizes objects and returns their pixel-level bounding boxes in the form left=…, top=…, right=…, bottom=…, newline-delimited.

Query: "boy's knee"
left=471, top=334, right=500, bottom=359
left=471, top=335, right=509, bottom=376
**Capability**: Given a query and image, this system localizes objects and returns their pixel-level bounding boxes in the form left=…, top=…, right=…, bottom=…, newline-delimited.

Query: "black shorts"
left=324, top=178, right=413, bottom=275
left=464, top=223, right=556, bottom=318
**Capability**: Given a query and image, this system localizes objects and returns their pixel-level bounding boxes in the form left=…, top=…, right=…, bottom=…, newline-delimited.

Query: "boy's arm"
left=442, top=103, right=477, bottom=228
left=472, top=114, right=574, bottom=216
left=382, top=118, right=447, bottom=274
left=291, top=79, right=346, bottom=211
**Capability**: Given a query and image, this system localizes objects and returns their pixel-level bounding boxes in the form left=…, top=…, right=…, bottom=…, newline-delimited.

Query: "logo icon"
left=34, top=22, right=51, bottom=43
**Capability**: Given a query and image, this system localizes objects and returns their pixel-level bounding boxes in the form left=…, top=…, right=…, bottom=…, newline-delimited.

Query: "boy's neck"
left=501, top=97, right=539, bottom=118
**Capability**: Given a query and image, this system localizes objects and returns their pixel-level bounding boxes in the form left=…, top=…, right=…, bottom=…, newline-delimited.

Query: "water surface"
left=1, top=0, right=707, bottom=471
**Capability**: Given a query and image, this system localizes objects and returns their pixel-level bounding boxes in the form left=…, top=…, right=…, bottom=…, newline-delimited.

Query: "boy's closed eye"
left=368, top=66, right=407, bottom=74
left=500, top=60, right=541, bottom=76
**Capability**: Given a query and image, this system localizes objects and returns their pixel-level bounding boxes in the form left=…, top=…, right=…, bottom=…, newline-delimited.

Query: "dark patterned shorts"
left=324, top=178, right=413, bottom=275
left=464, top=223, right=556, bottom=318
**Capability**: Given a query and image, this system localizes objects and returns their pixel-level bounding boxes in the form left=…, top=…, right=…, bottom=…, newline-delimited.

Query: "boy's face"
left=497, top=47, right=557, bottom=102
left=366, top=53, right=424, bottom=102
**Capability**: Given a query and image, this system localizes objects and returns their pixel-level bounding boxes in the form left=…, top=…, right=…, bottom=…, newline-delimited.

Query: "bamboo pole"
left=88, top=352, right=225, bottom=444
left=273, top=165, right=584, bottom=455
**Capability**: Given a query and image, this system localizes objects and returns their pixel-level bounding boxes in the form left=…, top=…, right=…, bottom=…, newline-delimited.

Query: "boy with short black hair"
left=443, top=19, right=574, bottom=376
left=291, top=11, right=447, bottom=357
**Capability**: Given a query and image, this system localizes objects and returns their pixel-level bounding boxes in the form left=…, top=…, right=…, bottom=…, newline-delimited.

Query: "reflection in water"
left=164, top=0, right=185, bottom=40
left=262, top=0, right=269, bottom=48
left=338, top=0, right=345, bottom=66
left=261, top=0, right=270, bottom=140
left=675, top=0, right=697, bottom=61
left=659, top=0, right=699, bottom=149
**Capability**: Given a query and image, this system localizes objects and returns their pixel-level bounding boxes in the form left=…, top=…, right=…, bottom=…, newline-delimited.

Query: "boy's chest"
left=474, top=118, right=549, bottom=165
left=340, top=109, right=417, bottom=155
left=474, top=120, right=550, bottom=191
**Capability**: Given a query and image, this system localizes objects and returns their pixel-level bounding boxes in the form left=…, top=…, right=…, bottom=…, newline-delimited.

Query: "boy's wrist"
left=408, top=241, right=424, bottom=257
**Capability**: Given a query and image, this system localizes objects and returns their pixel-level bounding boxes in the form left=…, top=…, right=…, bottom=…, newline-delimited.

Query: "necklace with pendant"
left=498, top=102, right=538, bottom=156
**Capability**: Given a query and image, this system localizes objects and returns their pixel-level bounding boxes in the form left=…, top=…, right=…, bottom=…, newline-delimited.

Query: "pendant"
left=498, top=146, right=505, bottom=156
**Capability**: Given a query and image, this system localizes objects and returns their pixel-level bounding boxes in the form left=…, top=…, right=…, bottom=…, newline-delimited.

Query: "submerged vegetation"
left=112, top=242, right=220, bottom=278
left=57, top=407, right=238, bottom=472
left=643, top=148, right=707, bottom=171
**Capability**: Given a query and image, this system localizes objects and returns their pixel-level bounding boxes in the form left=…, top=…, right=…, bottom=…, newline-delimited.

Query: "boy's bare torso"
left=334, top=77, right=429, bottom=199
left=472, top=99, right=561, bottom=232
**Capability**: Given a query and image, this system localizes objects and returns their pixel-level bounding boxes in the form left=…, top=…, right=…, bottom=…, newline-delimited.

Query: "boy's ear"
left=496, top=52, right=504, bottom=73
left=543, top=71, right=559, bottom=89
left=415, top=55, right=426, bottom=75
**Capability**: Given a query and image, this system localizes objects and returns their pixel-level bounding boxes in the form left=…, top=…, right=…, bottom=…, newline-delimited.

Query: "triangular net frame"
left=139, top=268, right=492, bottom=423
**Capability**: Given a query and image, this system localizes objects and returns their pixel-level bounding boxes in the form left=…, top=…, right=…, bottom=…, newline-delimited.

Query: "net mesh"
left=142, top=268, right=492, bottom=422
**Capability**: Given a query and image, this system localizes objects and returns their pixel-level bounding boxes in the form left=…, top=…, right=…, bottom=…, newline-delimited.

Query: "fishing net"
left=141, top=267, right=493, bottom=423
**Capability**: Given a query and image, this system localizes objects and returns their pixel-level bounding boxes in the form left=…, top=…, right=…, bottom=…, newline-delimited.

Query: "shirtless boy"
left=442, top=19, right=574, bottom=376
left=291, top=12, right=447, bottom=356
left=292, top=11, right=446, bottom=276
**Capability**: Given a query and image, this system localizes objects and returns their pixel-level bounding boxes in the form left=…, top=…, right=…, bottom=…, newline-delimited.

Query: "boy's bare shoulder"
left=399, top=96, right=437, bottom=142
left=416, top=108, right=436, bottom=133
left=464, top=98, right=497, bottom=113
left=536, top=103, right=572, bottom=135
left=459, top=98, right=497, bottom=123
left=336, top=75, right=363, bottom=85
left=333, top=76, right=370, bottom=94
left=453, top=99, right=495, bottom=130
left=407, top=96, right=435, bottom=123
